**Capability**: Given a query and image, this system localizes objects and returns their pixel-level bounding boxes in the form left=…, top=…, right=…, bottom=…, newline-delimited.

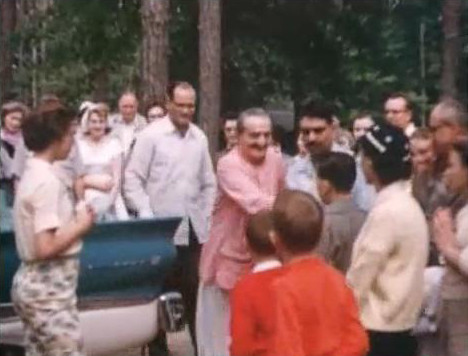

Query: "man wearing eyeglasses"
left=286, top=101, right=375, bottom=211
left=124, top=81, right=216, bottom=356
left=384, top=92, right=417, bottom=137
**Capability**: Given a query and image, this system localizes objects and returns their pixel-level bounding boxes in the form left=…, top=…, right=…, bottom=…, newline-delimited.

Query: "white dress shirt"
left=124, top=117, right=216, bottom=245
left=109, top=113, right=147, bottom=156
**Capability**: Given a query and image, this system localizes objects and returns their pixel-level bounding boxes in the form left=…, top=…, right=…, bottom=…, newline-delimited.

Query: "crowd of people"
left=0, top=82, right=467, bottom=356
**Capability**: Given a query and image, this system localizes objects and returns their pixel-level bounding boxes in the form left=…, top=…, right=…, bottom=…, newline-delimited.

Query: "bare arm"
left=109, top=152, right=124, bottom=203
left=74, top=176, right=86, bottom=201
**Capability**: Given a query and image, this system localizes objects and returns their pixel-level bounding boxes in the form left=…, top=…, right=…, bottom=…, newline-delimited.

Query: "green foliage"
left=7, top=0, right=465, bottom=123
left=222, top=0, right=451, bottom=123
left=14, top=0, right=141, bottom=107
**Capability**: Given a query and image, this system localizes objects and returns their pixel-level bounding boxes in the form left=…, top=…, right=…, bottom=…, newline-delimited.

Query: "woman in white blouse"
left=433, top=138, right=468, bottom=356
left=74, top=104, right=129, bottom=221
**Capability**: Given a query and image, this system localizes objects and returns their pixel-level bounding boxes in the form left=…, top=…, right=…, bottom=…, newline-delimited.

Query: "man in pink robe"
left=196, top=108, right=285, bottom=356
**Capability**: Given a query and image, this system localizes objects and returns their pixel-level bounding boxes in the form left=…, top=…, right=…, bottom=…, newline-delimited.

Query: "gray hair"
left=433, top=98, right=467, bottom=129
left=119, top=91, right=138, bottom=104
left=1, top=101, right=28, bottom=124
left=237, top=108, right=271, bottom=133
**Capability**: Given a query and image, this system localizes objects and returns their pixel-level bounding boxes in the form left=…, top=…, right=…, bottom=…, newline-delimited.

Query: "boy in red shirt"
left=269, top=189, right=369, bottom=356
left=230, top=210, right=282, bottom=356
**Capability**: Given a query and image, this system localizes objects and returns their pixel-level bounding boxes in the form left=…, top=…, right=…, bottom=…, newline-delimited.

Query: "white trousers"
left=196, top=283, right=230, bottom=356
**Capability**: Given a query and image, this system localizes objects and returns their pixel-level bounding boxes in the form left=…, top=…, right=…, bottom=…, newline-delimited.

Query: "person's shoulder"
left=189, top=123, right=209, bottom=142
left=266, top=146, right=284, bottom=163
left=331, top=142, right=354, bottom=156
left=278, top=257, right=343, bottom=285
left=20, top=160, right=60, bottom=193
left=288, top=154, right=312, bottom=172
left=458, top=203, right=468, bottom=219
left=235, top=268, right=283, bottom=295
left=104, top=136, right=123, bottom=151
left=136, top=118, right=167, bottom=139
left=349, top=203, right=368, bottom=221
left=217, top=148, right=241, bottom=170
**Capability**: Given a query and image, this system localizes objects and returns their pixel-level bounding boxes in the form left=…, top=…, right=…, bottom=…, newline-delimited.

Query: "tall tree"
left=199, top=0, right=221, bottom=160
left=1, top=0, right=17, bottom=101
left=441, top=0, right=463, bottom=100
left=140, top=0, right=170, bottom=110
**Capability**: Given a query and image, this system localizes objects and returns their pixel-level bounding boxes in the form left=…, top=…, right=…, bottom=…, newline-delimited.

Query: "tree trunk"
left=199, top=0, right=221, bottom=161
left=92, top=67, right=109, bottom=102
left=1, top=0, right=17, bottom=101
left=140, top=0, right=169, bottom=110
left=440, top=0, right=463, bottom=100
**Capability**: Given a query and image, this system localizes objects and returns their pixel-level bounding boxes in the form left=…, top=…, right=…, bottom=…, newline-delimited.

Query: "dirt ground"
left=111, top=328, right=194, bottom=356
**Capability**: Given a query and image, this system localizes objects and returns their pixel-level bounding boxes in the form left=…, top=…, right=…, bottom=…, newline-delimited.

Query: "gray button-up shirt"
left=317, top=197, right=367, bottom=273
left=124, top=117, right=216, bottom=245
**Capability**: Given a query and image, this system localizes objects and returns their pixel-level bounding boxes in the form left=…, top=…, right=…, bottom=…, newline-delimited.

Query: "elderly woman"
left=146, top=100, right=167, bottom=123
left=1, top=102, right=28, bottom=177
left=74, top=103, right=128, bottom=221
left=433, top=138, right=468, bottom=356
left=1, top=101, right=28, bottom=229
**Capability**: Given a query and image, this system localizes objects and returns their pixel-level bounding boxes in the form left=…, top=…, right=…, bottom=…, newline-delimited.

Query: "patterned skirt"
left=11, top=257, right=84, bottom=356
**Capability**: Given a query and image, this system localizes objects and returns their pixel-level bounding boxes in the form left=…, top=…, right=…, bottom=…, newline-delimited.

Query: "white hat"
left=78, top=101, right=98, bottom=133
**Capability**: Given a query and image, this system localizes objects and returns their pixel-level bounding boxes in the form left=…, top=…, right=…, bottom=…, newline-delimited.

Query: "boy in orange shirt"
left=269, top=189, right=369, bottom=356
left=230, top=210, right=282, bottom=356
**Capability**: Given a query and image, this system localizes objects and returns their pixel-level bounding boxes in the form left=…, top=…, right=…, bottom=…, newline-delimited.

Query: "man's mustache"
left=248, top=144, right=267, bottom=151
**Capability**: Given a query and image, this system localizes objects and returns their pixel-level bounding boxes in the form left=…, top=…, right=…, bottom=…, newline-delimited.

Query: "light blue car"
left=0, top=217, right=185, bottom=356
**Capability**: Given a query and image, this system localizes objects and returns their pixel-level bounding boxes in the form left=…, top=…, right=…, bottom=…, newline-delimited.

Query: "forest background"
left=1, top=0, right=466, bottom=154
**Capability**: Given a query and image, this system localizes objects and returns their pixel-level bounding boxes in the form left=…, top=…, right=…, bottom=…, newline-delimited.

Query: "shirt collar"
left=164, top=116, right=196, bottom=139
left=27, top=156, right=54, bottom=171
left=325, top=196, right=356, bottom=214
left=374, top=180, right=411, bottom=207
left=331, top=142, right=353, bottom=155
left=252, top=259, right=282, bottom=273
left=115, top=113, right=145, bottom=128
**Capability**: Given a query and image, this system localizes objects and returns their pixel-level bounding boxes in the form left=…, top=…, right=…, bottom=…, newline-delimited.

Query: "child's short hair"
left=246, top=210, right=276, bottom=256
left=315, top=152, right=357, bottom=193
left=272, top=190, right=323, bottom=254
left=23, top=104, right=76, bottom=152
left=410, top=127, right=433, bottom=142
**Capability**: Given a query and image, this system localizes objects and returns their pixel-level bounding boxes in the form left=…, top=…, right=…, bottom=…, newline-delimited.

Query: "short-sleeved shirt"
left=13, top=157, right=80, bottom=261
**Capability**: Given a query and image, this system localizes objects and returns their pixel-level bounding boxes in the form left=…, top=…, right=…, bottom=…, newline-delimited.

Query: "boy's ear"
left=269, top=230, right=279, bottom=251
